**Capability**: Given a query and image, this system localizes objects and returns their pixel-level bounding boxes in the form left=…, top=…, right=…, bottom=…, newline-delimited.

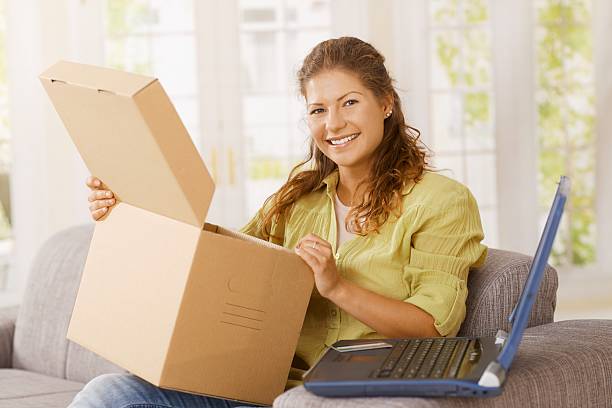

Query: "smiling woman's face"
left=305, top=69, right=391, bottom=173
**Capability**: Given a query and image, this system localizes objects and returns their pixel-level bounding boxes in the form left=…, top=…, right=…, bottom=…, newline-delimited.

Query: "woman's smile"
left=326, top=132, right=360, bottom=147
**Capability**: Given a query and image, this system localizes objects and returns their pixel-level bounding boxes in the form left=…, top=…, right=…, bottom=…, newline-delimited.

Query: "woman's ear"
left=382, top=94, right=394, bottom=114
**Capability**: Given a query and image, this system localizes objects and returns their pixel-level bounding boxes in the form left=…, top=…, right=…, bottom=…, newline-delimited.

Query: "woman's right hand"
left=86, top=176, right=116, bottom=221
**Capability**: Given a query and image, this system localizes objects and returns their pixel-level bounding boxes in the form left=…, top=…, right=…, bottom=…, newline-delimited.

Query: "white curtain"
left=6, top=0, right=104, bottom=296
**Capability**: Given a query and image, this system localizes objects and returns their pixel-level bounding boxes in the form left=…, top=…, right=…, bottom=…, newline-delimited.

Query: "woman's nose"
left=325, top=108, right=346, bottom=133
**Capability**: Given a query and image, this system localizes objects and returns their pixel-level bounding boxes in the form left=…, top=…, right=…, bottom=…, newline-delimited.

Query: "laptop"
left=303, top=176, right=570, bottom=398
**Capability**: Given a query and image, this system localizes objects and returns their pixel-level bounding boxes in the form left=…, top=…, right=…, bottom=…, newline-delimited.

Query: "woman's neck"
left=336, top=166, right=370, bottom=206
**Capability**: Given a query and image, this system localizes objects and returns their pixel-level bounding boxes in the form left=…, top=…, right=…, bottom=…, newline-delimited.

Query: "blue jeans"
left=68, top=373, right=264, bottom=408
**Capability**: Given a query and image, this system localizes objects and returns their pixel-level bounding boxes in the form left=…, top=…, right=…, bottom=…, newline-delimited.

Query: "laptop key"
left=379, top=339, right=410, bottom=373
left=403, top=339, right=433, bottom=378
left=390, top=340, right=420, bottom=378
left=416, top=339, right=446, bottom=378
left=447, top=339, right=472, bottom=378
left=430, top=340, right=458, bottom=378
left=378, top=369, right=392, bottom=378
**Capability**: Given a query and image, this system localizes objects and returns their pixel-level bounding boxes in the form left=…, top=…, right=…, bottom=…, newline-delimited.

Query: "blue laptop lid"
left=496, top=176, right=570, bottom=371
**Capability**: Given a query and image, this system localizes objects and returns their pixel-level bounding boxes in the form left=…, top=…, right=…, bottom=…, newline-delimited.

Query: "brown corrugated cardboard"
left=41, top=61, right=214, bottom=227
left=40, top=61, right=314, bottom=406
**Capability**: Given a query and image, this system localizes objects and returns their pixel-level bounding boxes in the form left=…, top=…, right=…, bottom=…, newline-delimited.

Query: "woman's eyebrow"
left=308, top=91, right=364, bottom=107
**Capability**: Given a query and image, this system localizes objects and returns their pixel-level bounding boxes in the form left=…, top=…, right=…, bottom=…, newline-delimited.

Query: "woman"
left=73, top=36, right=487, bottom=408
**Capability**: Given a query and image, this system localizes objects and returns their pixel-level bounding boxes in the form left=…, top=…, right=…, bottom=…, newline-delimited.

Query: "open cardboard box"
left=39, top=61, right=314, bottom=406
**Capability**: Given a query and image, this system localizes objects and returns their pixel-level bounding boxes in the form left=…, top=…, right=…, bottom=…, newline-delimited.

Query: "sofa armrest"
left=0, top=305, right=19, bottom=368
left=458, top=249, right=558, bottom=337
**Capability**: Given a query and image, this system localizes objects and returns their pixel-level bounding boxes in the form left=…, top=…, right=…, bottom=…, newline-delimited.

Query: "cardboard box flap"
left=40, top=61, right=215, bottom=227
left=40, top=60, right=156, bottom=97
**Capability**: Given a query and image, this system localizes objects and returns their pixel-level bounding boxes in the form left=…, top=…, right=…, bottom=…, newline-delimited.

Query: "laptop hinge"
left=495, top=329, right=508, bottom=346
left=478, top=361, right=506, bottom=387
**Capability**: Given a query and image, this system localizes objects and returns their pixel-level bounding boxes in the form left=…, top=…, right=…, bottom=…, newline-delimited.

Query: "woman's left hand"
left=295, top=233, right=344, bottom=299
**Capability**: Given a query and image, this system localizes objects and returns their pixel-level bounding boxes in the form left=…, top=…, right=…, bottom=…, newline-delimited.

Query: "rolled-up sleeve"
left=403, top=186, right=487, bottom=337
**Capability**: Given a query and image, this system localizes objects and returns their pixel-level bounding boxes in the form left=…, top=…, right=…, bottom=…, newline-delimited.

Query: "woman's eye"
left=344, top=99, right=358, bottom=107
left=310, top=108, right=324, bottom=115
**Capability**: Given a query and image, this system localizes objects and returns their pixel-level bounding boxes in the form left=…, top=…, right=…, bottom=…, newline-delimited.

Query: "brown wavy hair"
left=258, top=36, right=429, bottom=240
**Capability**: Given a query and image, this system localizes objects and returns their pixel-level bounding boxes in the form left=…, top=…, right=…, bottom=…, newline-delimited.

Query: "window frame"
left=395, top=0, right=610, bottom=275
left=237, top=0, right=332, bottom=222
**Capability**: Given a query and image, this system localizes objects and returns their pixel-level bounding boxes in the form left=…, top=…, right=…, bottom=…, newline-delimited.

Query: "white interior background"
left=0, top=0, right=611, bottom=320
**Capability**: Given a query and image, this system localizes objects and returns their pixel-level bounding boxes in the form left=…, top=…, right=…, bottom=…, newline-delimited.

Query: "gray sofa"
left=0, top=225, right=611, bottom=407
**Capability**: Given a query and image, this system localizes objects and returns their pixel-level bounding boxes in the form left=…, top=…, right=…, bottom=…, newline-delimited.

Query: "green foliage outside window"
left=248, top=157, right=308, bottom=181
left=431, top=0, right=492, bottom=149
left=249, top=157, right=287, bottom=180
left=432, top=0, right=596, bottom=267
left=536, top=0, right=595, bottom=266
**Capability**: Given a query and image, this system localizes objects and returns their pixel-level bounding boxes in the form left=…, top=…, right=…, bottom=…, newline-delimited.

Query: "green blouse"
left=239, top=170, right=487, bottom=387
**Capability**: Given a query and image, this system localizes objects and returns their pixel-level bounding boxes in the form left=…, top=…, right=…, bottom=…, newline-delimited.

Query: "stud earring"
left=385, top=110, right=392, bottom=118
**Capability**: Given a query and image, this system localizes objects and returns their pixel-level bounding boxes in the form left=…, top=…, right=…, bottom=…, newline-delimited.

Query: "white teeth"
left=329, top=133, right=359, bottom=145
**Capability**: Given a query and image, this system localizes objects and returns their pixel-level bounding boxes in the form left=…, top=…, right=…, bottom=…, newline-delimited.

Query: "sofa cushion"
left=459, top=249, right=557, bottom=337
left=65, top=340, right=126, bottom=384
left=0, top=368, right=83, bottom=407
left=12, top=225, right=92, bottom=377
left=12, top=225, right=123, bottom=382
left=274, top=320, right=612, bottom=408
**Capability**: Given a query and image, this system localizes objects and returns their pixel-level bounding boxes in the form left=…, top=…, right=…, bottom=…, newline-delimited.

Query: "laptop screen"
left=496, top=176, right=570, bottom=371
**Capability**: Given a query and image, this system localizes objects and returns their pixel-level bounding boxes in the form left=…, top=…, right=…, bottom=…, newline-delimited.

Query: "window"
left=0, top=0, right=11, bottom=291
left=428, top=0, right=498, bottom=247
left=238, top=0, right=331, bottom=216
left=535, top=0, right=596, bottom=267
left=105, top=0, right=200, bottom=148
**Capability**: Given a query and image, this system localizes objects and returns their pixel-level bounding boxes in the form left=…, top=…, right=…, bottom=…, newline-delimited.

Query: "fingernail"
left=95, top=180, right=100, bottom=186
left=106, top=191, right=111, bottom=197
left=107, top=199, right=114, bottom=205
left=102, top=207, right=107, bottom=212
left=295, top=247, right=300, bottom=253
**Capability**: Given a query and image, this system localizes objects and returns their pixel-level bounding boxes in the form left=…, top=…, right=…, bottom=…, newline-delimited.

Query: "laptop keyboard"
left=371, top=338, right=474, bottom=379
